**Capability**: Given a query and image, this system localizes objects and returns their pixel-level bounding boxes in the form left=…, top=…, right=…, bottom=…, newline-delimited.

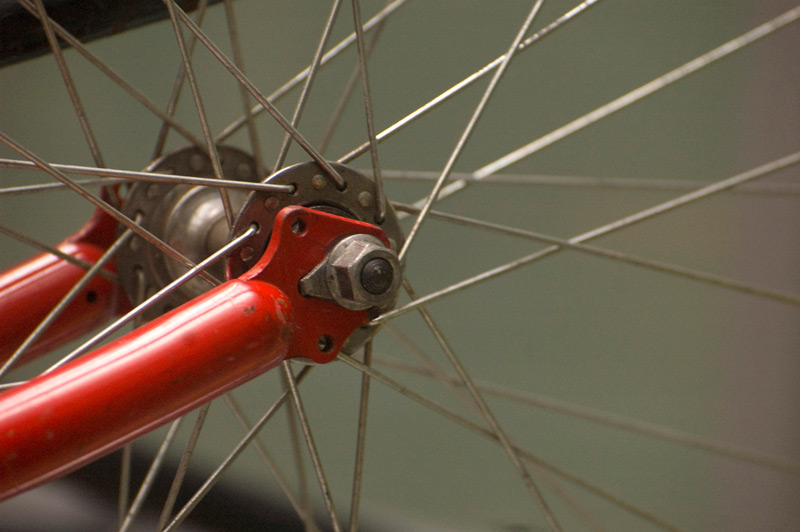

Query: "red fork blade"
left=0, top=278, right=291, bottom=500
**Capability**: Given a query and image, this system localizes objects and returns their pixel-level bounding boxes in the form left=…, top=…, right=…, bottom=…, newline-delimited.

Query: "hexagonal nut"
left=325, top=234, right=402, bottom=311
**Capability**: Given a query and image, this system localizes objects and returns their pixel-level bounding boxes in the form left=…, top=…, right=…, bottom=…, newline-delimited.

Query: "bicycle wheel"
left=1, top=1, right=799, bottom=531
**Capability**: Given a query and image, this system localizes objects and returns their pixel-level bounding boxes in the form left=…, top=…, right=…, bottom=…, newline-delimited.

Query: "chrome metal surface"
left=299, top=234, right=401, bottom=312
left=117, top=145, right=258, bottom=319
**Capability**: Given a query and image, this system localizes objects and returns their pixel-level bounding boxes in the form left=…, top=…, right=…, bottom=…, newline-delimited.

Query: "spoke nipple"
left=357, top=191, right=373, bottom=208
left=235, top=162, right=252, bottom=180
left=189, top=153, right=206, bottom=173
left=264, top=196, right=280, bottom=211
left=240, top=246, right=255, bottom=262
left=311, top=174, right=327, bottom=190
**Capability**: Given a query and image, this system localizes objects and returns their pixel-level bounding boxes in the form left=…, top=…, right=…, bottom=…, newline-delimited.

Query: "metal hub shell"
left=117, top=145, right=258, bottom=320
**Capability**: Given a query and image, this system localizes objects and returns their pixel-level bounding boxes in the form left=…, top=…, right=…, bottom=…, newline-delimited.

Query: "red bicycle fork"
left=0, top=206, right=386, bottom=501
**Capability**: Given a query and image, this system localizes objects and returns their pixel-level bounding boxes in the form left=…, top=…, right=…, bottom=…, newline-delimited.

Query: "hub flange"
left=117, top=145, right=258, bottom=320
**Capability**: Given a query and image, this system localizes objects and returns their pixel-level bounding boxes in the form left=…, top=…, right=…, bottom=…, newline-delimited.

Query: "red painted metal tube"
left=0, top=278, right=291, bottom=501
left=0, top=242, right=121, bottom=365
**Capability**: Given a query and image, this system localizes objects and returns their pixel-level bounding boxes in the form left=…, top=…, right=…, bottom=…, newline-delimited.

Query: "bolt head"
left=360, top=258, right=394, bottom=294
left=326, top=235, right=401, bottom=311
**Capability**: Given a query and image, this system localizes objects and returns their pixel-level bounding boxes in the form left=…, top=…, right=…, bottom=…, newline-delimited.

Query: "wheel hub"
left=117, top=145, right=258, bottom=319
left=117, top=150, right=404, bottom=348
left=228, top=160, right=404, bottom=280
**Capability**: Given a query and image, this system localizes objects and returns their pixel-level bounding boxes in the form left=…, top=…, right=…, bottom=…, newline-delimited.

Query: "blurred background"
left=1, top=1, right=799, bottom=530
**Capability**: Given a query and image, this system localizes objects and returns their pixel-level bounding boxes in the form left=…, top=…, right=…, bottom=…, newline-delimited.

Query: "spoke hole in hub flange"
left=228, top=161, right=405, bottom=280
left=116, top=145, right=261, bottom=321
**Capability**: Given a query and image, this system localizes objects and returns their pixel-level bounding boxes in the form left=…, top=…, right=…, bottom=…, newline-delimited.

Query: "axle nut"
left=326, top=235, right=401, bottom=311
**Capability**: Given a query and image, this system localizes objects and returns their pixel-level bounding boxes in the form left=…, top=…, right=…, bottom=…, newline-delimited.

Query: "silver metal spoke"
left=156, top=403, right=211, bottom=532
left=376, top=151, right=800, bottom=323
left=0, top=178, right=129, bottom=195
left=392, top=203, right=800, bottom=307
left=338, top=354, right=682, bottom=532
left=432, top=5, right=800, bottom=203
left=280, top=371, right=313, bottom=530
left=0, top=223, right=115, bottom=281
left=380, top=169, right=800, bottom=196
left=42, top=224, right=256, bottom=373
left=166, top=0, right=346, bottom=189
left=0, top=230, right=131, bottom=380
left=214, top=0, right=409, bottom=144
left=351, top=0, right=386, bottom=224
left=348, top=342, right=372, bottom=532
left=223, top=393, right=321, bottom=532
left=119, top=418, right=184, bottom=532
left=152, top=0, right=209, bottom=160
left=0, top=133, right=219, bottom=286
left=281, top=362, right=344, bottom=532
left=32, top=0, right=105, bottom=168
left=317, top=20, right=386, bottom=156
left=399, top=0, right=545, bottom=261
left=162, top=366, right=312, bottom=532
left=377, top=333, right=605, bottom=532
left=117, top=444, right=132, bottom=529
left=164, top=0, right=235, bottom=229
left=273, top=0, right=343, bottom=172
left=337, top=0, right=601, bottom=165
left=385, top=323, right=481, bottom=417
left=376, top=356, right=800, bottom=476
left=403, top=279, right=562, bottom=531
left=15, top=0, right=204, bottom=148
left=222, top=0, right=266, bottom=178
left=0, top=158, right=293, bottom=193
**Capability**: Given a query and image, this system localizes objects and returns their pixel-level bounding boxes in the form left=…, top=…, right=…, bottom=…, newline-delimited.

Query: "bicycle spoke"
left=385, top=323, right=481, bottom=416
left=279, top=371, right=314, bottom=530
left=317, top=20, right=386, bottom=156
left=338, top=354, right=683, bottom=532
left=15, top=0, right=204, bottom=148
left=374, top=336, right=605, bottom=532
left=223, top=392, right=321, bottom=532
left=166, top=0, right=346, bottom=189
left=32, top=0, right=105, bottom=168
left=164, top=0, right=235, bottom=229
left=392, top=202, right=800, bottom=307
left=403, top=278, right=562, bottom=532
left=432, top=6, right=800, bottom=203
left=0, top=178, right=129, bottom=195
left=43, top=223, right=256, bottom=372
left=156, top=403, right=210, bottom=532
left=161, top=366, right=312, bottom=532
left=119, top=418, right=184, bottom=532
left=273, top=0, right=343, bottom=172
left=0, top=230, right=132, bottom=380
left=376, top=356, right=800, bottom=476
left=351, top=0, right=386, bottom=224
left=153, top=0, right=209, bottom=160
left=281, top=361, right=344, bottom=532
left=380, top=169, right=800, bottom=196
left=222, top=0, right=266, bottom=178
left=214, top=0, right=409, bottom=144
left=0, top=223, right=115, bottom=280
left=0, top=158, right=292, bottom=193
left=337, top=0, right=601, bottom=165
left=377, top=150, right=800, bottom=323
left=399, top=0, right=544, bottom=261
left=117, top=444, right=132, bottom=529
left=0, top=132, right=219, bottom=286
left=348, top=342, right=372, bottom=532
